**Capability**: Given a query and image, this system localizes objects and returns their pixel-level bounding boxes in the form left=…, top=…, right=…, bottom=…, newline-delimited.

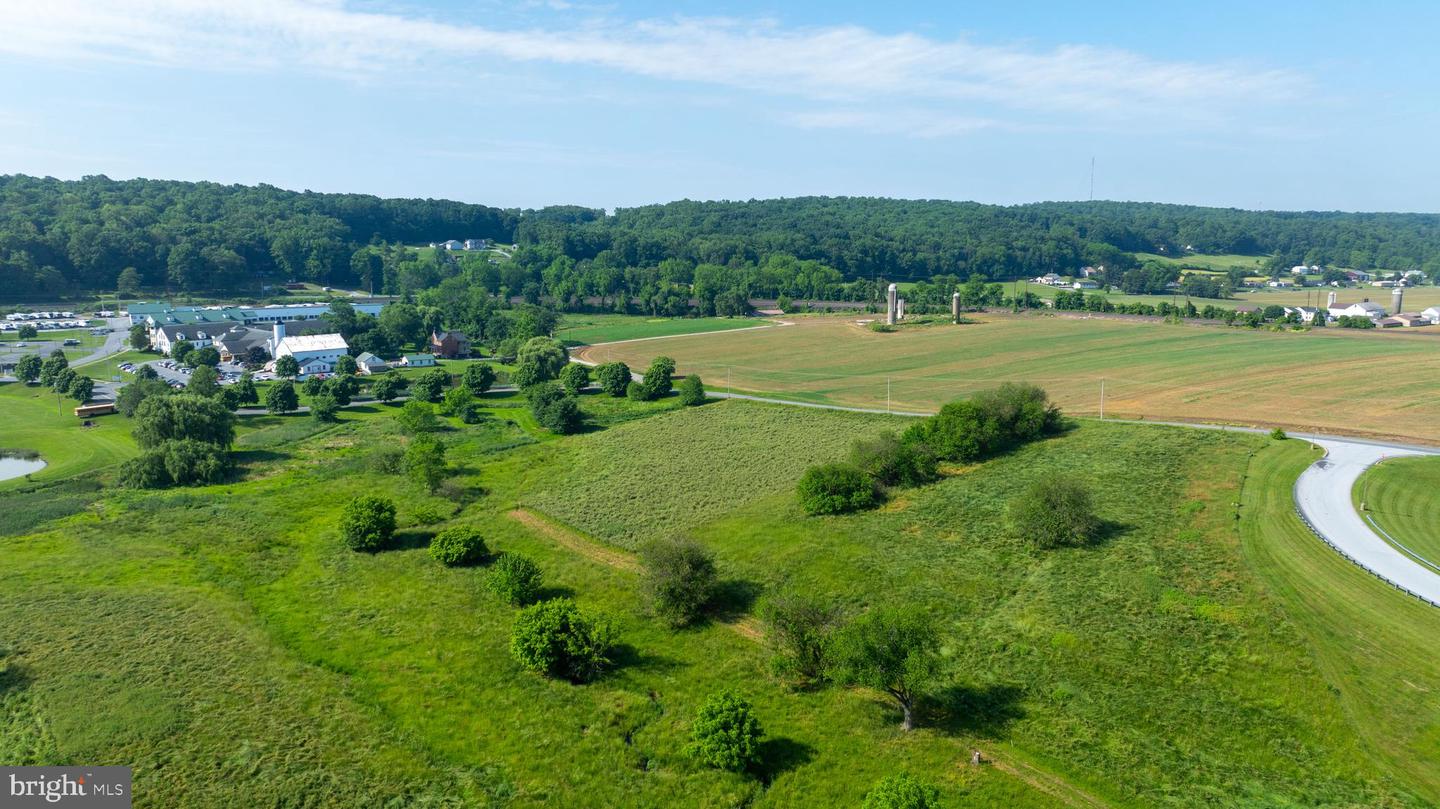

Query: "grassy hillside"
left=4, top=391, right=1440, bottom=805
left=578, top=314, right=1440, bottom=444
left=1354, top=456, right=1440, bottom=566
left=555, top=313, right=769, bottom=346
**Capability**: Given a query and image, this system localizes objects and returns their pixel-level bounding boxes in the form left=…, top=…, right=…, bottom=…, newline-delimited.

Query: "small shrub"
left=849, top=431, right=937, bottom=488
left=1270, top=427, right=1288, bottom=440
left=457, top=402, right=484, bottom=424
left=862, top=774, right=941, bottom=809
left=625, top=380, right=645, bottom=401
left=339, top=495, right=397, bottom=552
left=368, top=445, right=404, bottom=474
left=527, top=382, right=583, bottom=434
left=639, top=536, right=718, bottom=627
left=488, top=553, right=544, bottom=605
left=796, top=462, right=879, bottom=515
left=559, top=363, right=590, bottom=395
left=429, top=526, right=487, bottom=566
left=678, top=374, right=706, bottom=406
left=688, top=691, right=764, bottom=772
left=410, top=504, right=446, bottom=525
left=758, top=591, right=840, bottom=686
left=1007, top=477, right=1100, bottom=549
left=510, top=598, right=615, bottom=683
left=595, top=361, right=631, bottom=397
left=869, top=322, right=896, bottom=333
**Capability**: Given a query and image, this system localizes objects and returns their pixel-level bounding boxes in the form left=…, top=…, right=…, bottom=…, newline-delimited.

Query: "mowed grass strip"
left=556, top=312, right=770, bottom=345
left=578, top=313, right=1440, bottom=443
left=1354, top=455, right=1440, bottom=566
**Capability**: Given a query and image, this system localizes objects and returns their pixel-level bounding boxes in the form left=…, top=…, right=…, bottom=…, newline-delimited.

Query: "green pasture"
left=555, top=313, right=769, bottom=346
left=1354, top=456, right=1440, bottom=566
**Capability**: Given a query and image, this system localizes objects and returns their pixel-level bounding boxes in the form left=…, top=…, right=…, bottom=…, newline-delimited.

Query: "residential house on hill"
left=400, top=354, right=436, bottom=368
left=430, top=330, right=471, bottom=359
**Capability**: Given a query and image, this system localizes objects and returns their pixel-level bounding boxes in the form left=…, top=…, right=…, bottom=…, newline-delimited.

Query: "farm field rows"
left=578, top=314, right=1440, bottom=443
left=1024, top=280, right=1440, bottom=312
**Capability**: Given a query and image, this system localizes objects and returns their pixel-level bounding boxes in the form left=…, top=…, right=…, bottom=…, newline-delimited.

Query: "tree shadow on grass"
left=231, top=448, right=289, bottom=466
left=924, top=682, right=1026, bottom=739
left=0, top=659, right=31, bottom=698
left=752, top=736, right=816, bottom=786
left=609, top=643, right=682, bottom=676
left=707, top=578, right=762, bottom=623
left=533, top=584, right=576, bottom=602
left=388, top=528, right=435, bottom=552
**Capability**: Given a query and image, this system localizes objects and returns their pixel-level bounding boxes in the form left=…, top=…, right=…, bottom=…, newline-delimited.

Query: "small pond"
left=0, top=453, right=46, bottom=482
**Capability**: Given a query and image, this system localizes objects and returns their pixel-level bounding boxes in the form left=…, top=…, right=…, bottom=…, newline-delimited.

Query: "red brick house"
left=429, top=330, right=471, bottom=359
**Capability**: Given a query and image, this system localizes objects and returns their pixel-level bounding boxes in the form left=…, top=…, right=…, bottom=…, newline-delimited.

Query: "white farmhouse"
left=1421, top=306, right=1440, bottom=325
left=270, top=323, right=348, bottom=376
left=1327, top=301, right=1385, bottom=321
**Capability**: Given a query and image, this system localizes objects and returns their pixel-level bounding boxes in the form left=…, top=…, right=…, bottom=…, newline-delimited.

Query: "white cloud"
left=0, top=0, right=1309, bottom=133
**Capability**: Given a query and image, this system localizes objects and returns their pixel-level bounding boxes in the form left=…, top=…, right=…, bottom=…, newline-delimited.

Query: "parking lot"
left=123, top=357, right=251, bottom=389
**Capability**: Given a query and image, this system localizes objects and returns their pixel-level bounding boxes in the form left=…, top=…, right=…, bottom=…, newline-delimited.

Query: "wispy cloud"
left=0, top=0, right=1310, bottom=134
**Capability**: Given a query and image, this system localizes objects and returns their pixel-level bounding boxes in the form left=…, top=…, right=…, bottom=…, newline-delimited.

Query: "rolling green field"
left=555, top=313, right=769, bottom=346
left=0, top=380, right=135, bottom=489
left=1354, top=456, right=1440, bottom=566
left=579, top=313, right=1440, bottom=444
left=1133, top=251, right=1269, bottom=273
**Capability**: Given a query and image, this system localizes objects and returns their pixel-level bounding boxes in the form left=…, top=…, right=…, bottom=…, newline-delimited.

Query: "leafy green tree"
left=274, top=354, right=300, bottom=378
left=639, top=536, right=718, bottom=627
left=1008, top=477, right=1100, bottom=549
left=190, top=346, right=220, bottom=367
left=334, top=354, right=358, bottom=376
left=309, top=392, right=339, bottom=423
left=850, top=431, right=938, bottom=488
left=429, top=526, right=487, bottom=566
left=595, top=361, right=631, bottom=397
left=404, top=435, right=447, bottom=491
left=441, top=386, right=472, bottom=415
left=371, top=373, right=405, bottom=403
left=170, top=340, right=194, bottom=365
left=127, top=323, right=149, bottom=350
left=411, top=368, right=450, bottom=403
left=326, top=374, right=356, bottom=406
left=117, top=376, right=171, bottom=416
left=339, top=495, right=397, bottom=552
left=862, top=774, right=942, bottom=809
left=511, top=337, right=568, bottom=388
left=51, top=367, right=77, bottom=395
left=116, top=449, right=169, bottom=489
left=463, top=362, right=496, bottom=395
left=509, top=598, right=616, bottom=683
left=688, top=692, right=764, bottom=772
left=67, top=375, right=94, bottom=402
left=231, top=372, right=259, bottom=406
left=758, top=591, right=840, bottom=687
left=160, top=438, right=231, bottom=485
left=39, top=350, right=68, bottom=386
left=637, top=356, right=676, bottom=400
left=265, top=380, right=299, bottom=414
left=132, top=393, right=235, bottom=448
left=488, top=553, right=543, bottom=605
left=677, top=374, right=706, bottom=406
left=828, top=607, right=941, bottom=731
left=17, top=324, right=37, bottom=340
left=15, top=353, right=41, bottom=384
left=303, top=374, right=326, bottom=397
left=796, top=462, right=878, bottom=515
left=559, top=363, right=589, bottom=395
left=116, top=266, right=141, bottom=297
left=396, top=400, right=439, bottom=433
left=526, top=382, right=582, bottom=434
left=187, top=364, right=220, bottom=397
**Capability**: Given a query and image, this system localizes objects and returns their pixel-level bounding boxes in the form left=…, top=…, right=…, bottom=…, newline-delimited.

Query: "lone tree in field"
left=688, top=691, right=764, bottom=773
left=15, top=353, right=41, bottom=384
left=510, top=598, right=615, bottom=683
left=265, top=380, right=299, bottom=414
left=371, top=373, right=405, bottom=403
left=639, top=536, right=719, bottom=627
left=758, top=590, right=841, bottom=687
left=559, top=363, right=590, bottom=395
left=17, top=324, right=37, bottom=340
left=429, top=526, right=487, bottom=566
left=862, top=774, right=942, bottom=809
left=396, top=400, right=440, bottom=434
left=463, top=362, right=496, bottom=395
left=404, top=435, right=447, bottom=492
left=1007, top=477, right=1100, bottom=549
left=594, top=361, right=631, bottom=397
left=274, top=354, right=300, bottom=379
left=796, top=462, right=879, bottom=515
left=309, top=392, right=339, bottom=423
left=828, top=606, right=941, bottom=732
left=339, top=495, right=397, bottom=552
left=678, top=374, right=706, bottom=406
left=488, top=553, right=544, bottom=605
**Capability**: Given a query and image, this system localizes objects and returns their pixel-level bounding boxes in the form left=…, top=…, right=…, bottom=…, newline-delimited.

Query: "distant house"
left=400, top=353, right=436, bottom=368
left=463, top=238, right=488, bottom=250
left=355, top=352, right=389, bottom=375
left=153, top=324, right=216, bottom=356
left=1080, top=266, right=1103, bottom=278
left=1346, top=270, right=1373, bottom=282
left=440, top=240, right=463, bottom=251
left=1032, top=273, right=1063, bottom=286
left=1071, top=279, right=1100, bottom=290
left=1267, top=279, right=1293, bottom=288
left=1283, top=306, right=1322, bottom=324
left=1421, top=306, right=1440, bottom=325
left=1327, top=301, right=1385, bottom=320
left=1370, top=280, right=1398, bottom=288
left=429, top=330, right=471, bottom=359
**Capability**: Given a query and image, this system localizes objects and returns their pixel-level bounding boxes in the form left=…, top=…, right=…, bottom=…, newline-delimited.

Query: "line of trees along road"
left=6, top=174, right=1440, bottom=305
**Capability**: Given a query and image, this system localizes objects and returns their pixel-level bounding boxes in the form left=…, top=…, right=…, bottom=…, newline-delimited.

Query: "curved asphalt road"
left=1294, top=438, right=1440, bottom=605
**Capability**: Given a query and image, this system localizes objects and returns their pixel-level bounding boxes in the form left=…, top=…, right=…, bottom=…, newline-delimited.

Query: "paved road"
left=1294, top=438, right=1440, bottom=605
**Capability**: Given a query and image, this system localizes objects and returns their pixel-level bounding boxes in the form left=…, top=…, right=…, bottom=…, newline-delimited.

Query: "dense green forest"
left=4, top=174, right=1440, bottom=306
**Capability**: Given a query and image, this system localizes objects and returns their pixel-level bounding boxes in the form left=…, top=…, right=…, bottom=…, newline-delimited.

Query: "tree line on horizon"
left=3, top=174, right=1440, bottom=305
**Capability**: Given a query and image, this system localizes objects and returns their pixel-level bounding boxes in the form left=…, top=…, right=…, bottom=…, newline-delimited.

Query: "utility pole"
left=886, top=377, right=891, bottom=415
left=1099, top=378, right=1105, bottom=419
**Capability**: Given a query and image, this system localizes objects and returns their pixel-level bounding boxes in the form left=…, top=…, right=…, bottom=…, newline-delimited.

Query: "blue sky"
left=2, top=1, right=1437, bottom=212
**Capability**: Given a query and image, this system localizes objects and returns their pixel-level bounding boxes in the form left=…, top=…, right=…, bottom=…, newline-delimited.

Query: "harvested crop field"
left=577, top=314, right=1440, bottom=444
